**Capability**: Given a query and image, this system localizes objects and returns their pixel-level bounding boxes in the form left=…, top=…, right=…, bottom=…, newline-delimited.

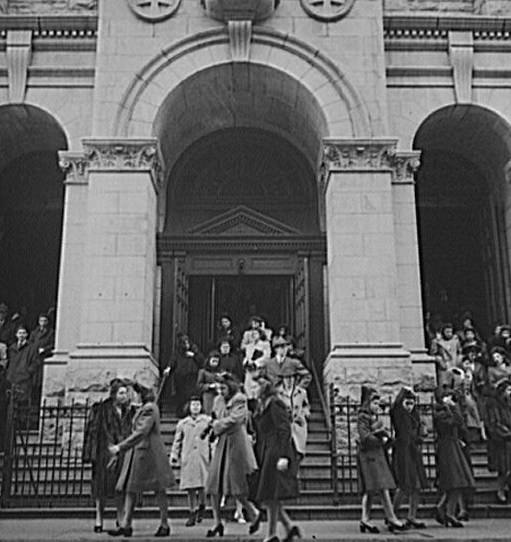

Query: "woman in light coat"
left=278, top=380, right=310, bottom=458
left=108, top=383, right=175, bottom=538
left=171, top=396, right=211, bottom=526
left=205, top=374, right=261, bottom=537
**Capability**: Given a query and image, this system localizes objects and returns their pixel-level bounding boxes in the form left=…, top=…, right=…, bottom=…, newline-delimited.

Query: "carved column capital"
left=321, top=138, right=421, bottom=189
left=81, top=138, right=162, bottom=192
left=59, top=151, right=89, bottom=185
left=389, top=151, right=421, bottom=185
left=322, top=138, right=399, bottom=172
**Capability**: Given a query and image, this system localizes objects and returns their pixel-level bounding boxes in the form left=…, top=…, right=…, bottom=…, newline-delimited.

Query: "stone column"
left=391, top=152, right=436, bottom=391
left=322, top=138, right=413, bottom=401
left=65, top=139, right=161, bottom=404
left=42, top=152, right=89, bottom=403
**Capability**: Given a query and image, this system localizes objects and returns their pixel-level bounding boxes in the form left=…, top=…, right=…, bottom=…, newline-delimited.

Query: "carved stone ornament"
left=202, top=0, right=279, bottom=22
left=300, top=0, right=356, bottom=22
left=81, top=139, right=162, bottom=190
left=322, top=138, right=398, bottom=171
left=128, top=0, right=181, bottom=22
left=59, top=151, right=89, bottom=185
left=389, top=151, right=421, bottom=184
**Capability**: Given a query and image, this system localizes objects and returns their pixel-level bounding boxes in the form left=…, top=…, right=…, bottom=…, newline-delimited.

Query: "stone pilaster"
left=44, top=138, right=162, bottom=405
left=322, top=138, right=415, bottom=401
left=42, top=152, right=90, bottom=403
left=390, top=151, right=436, bottom=392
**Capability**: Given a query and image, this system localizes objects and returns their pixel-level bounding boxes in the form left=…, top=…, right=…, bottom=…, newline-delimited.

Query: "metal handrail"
left=309, top=357, right=332, bottom=433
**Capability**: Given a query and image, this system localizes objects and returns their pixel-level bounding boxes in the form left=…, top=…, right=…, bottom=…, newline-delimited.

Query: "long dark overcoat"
left=485, top=394, right=511, bottom=476
left=254, top=396, right=299, bottom=502
left=116, top=402, right=175, bottom=493
left=357, top=408, right=395, bottom=493
left=83, top=398, right=133, bottom=498
left=390, top=401, right=428, bottom=491
left=206, top=392, right=257, bottom=497
left=433, top=403, right=475, bottom=491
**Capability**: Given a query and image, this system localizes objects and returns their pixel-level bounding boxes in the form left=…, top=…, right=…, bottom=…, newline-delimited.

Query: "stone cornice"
left=58, top=150, right=88, bottom=185
left=0, top=15, right=97, bottom=36
left=384, top=14, right=511, bottom=38
left=82, top=138, right=162, bottom=191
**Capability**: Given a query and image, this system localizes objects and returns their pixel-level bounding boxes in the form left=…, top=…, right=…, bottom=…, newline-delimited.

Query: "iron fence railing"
left=0, top=393, right=92, bottom=507
left=328, top=384, right=437, bottom=501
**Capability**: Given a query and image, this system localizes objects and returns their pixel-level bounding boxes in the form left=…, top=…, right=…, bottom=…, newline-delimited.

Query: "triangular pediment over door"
left=188, top=205, right=301, bottom=236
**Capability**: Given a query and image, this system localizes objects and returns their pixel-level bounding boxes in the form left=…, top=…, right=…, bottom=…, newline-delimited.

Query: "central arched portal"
left=155, top=63, right=329, bottom=368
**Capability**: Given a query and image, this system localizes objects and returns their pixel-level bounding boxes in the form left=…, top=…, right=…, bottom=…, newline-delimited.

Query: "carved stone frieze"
left=322, top=139, right=420, bottom=187
left=58, top=151, right=89, bottom=185
left=6, top=0, right=97, bottom=13
left=60, top=139, right=163, bottom=190
left=322, top=138, right=398, bottom=171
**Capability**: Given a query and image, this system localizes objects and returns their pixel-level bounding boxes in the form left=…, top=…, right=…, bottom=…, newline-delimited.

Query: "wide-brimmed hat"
left=273, top=336, right=290, bottom=347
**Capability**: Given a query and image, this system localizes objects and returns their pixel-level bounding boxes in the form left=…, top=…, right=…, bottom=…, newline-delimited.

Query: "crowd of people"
left=0, top=302, right=55, bottom=416
left=84, top=314, right=311, bottom=541
left=356, top=315, right=511, bottom=533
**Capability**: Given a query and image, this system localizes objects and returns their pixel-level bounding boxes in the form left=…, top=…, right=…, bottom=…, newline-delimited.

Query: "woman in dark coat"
left=485, top=378, right=511, bottom=503
left=197, top=351, right=222, bottom=415
left=82, top=378, right=133, bottom=533
left=253, top=375, right=301, bottom=542
left=433, top=387, right=475, bottom=527
left=357, top=386, right=405, bottom=534
left=171, top=334, right=204, bottom=416
left=205, top=373, right=261, bottom=537
left=108, top=383, right=175, bottom=538
left=390, top=387, right=428, bottom=529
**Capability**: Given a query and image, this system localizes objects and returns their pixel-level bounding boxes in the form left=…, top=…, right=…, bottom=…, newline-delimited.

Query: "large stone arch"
left=114, top=26, right=372, bottom=145
left=413, top=103, right=511, bottom=333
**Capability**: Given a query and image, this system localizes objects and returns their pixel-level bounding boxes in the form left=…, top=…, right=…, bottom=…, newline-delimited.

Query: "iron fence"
left=328, top=384, right=437, bottom=503
left=1, top=392, right=92, bottom=507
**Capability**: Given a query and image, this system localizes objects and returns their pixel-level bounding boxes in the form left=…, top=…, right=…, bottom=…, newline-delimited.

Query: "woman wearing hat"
left=205, top=373, right=261, bottom=537
left=485, top=378, right=511, bottom=503
left=390, top=387, right=428, bottom=529
left=197, top=351, right=223, bottom=415
left=433, top=386, right=474, bottom=527
left=429, top=323, right=462, bottom=387
left=357, top=386, right=405, bottom=533
left=108, top=383, right=175, bottom=538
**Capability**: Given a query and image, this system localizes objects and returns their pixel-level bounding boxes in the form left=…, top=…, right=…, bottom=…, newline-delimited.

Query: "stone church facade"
left=1, top=0, right=510, bottom=403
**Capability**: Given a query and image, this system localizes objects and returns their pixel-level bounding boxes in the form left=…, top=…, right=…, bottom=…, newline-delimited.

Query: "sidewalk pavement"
left=0, top=518, right=511, bottom=541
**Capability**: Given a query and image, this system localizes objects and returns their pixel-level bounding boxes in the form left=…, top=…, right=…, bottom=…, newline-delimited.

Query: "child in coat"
left=170, top=396, right=211, bottom=526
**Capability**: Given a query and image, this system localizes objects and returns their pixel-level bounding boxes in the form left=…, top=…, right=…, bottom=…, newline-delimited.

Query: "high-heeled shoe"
left=359, top=521, right=379, bottom=534
left=445, top=515, right=463, bottom=528
left=107, top=526, right=132, bottom=537
left=206, top=523, right=224, bottom=537
left=456, top=511, right=469, bottom=522
left=405, top=518, right=426, bottom=529
left=154, top=525, right=170, bottom=537
left=185, top=510, right=196, bottom=527
left=248, top=511, right=263, bottom=534
left=283, top=525, right=302, bottom=542
left=387, top=519, right=406, bottom=532
left=263, top=537, right=280, bottom=542
left=497, top=490, right=507, bottom=504
left=93, top=525, right=103, bottom=533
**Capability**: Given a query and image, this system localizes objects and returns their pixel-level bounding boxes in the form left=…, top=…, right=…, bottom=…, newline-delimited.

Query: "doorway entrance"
left=188, top=275, right=292, bottom=353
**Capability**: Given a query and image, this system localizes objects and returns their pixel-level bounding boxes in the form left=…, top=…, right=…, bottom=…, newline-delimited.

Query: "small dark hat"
left=188, top=395, right=202, bottom=402
left=273, top=336, right=290, bottom=347
left=360, top=385, right=379, bottom=405
left=500, top=325, right=511, bottom=333
left=462, top=343, right=482, bottom=355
